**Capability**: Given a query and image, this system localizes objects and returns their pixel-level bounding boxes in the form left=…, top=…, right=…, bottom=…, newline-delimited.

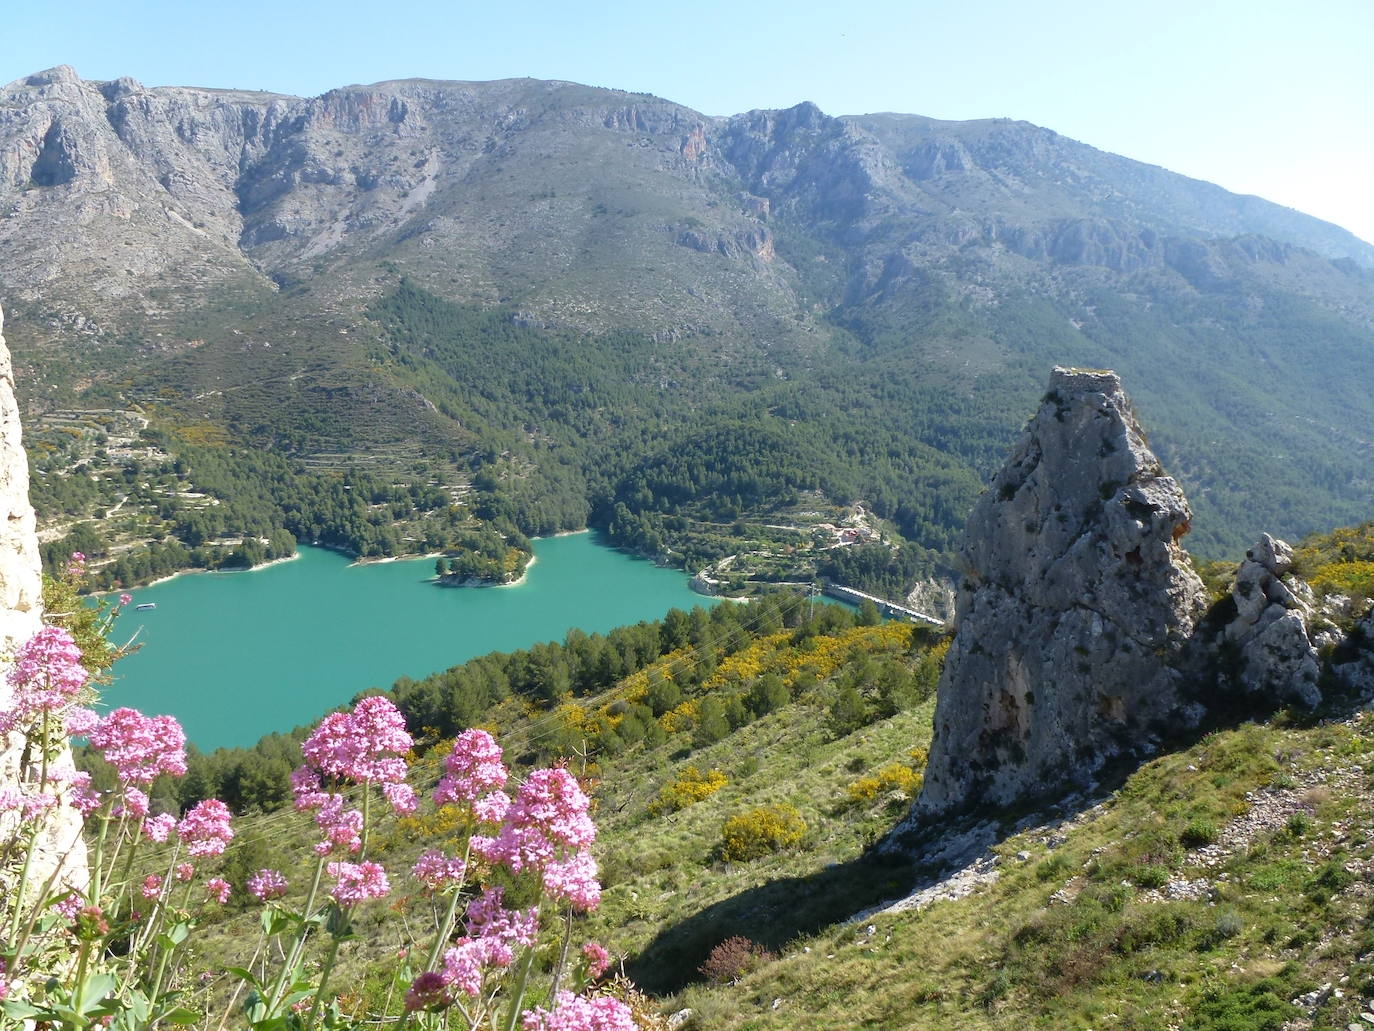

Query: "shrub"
left=1186, top=976, right=1295, bottom=1031
left=718, top=803, right=807, bottom=862
left=1198, top=909, right=1244, bottom=950
left=1180, top=818, right=1219, bottom=848
left=649, top=766, right=728, bottom=816
left=845, top=762, right=923, bottom=805
left=1133, top=864, right=1171, bottom=889
left=698, top=936, right=775, bottom=984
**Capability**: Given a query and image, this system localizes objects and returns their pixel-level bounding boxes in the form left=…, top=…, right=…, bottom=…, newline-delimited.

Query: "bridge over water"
left=822, top=583, right=944, bottom=626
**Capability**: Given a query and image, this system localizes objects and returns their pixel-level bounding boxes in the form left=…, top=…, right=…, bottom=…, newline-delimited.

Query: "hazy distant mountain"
left=3, top=65, right=1373, bottom=559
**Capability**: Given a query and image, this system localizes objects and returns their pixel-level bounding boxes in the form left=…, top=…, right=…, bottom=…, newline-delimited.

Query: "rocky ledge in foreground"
left=912, top=366, right=1210, bottom=819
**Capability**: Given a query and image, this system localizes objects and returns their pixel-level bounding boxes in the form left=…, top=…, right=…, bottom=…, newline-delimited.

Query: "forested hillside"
left=4, top=68, right=1374, bottom=590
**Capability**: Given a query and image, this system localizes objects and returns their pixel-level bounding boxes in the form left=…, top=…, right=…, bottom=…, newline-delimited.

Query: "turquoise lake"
left=107, top=533, right=714, bottom=751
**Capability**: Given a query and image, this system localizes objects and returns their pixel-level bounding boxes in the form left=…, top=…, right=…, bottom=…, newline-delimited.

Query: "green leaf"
left=227, top=966, right=265, bottom=990
left=0, top=1000, right=45, bottom=1020
left=160, top=1007, right=202, bottom=1025
left=81, top=971, right=119, bottom=1006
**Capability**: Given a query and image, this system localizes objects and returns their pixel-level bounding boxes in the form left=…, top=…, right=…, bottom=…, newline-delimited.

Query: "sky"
left=6, top=0, right=1373, bottom=244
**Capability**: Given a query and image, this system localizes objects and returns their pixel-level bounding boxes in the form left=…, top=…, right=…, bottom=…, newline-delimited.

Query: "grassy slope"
left=151, top=600, right=1374, bottom=1031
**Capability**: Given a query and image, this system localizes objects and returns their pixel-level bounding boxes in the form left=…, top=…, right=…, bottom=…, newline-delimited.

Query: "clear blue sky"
left=7, top=0, right=1373, bottom=243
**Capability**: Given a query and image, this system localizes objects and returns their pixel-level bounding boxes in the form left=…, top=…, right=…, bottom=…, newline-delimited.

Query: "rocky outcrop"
left=1335, top=607, right=1374, bottom=696
left=913, top=367, right=1209, bottom=817
left=0, top=301, right=87, bottom=896
left=1218, top=534, right=1322, bottom=708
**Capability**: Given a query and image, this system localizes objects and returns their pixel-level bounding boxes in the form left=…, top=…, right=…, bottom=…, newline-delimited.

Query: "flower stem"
left=266, top=852, right=327, bottom=1013
left=304, top=933, right=343, bottom=1031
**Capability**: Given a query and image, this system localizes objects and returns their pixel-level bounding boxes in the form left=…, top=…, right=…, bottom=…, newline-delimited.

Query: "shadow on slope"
left=624, top=668, right=1348, bottom=996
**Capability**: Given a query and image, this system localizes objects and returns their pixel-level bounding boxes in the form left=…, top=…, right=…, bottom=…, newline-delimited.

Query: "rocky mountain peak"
left=912, top=367, right=1209, bottom=817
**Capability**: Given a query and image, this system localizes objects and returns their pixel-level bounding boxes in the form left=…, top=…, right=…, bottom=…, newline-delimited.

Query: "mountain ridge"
left=4, top=65, right=1374, bottom=578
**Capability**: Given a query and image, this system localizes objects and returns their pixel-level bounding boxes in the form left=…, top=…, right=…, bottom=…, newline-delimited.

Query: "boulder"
left=1220, top=534, right=1322, bottom=708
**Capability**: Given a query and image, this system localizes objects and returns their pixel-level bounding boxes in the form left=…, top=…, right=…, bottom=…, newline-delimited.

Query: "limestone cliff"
left=0, top=301, right=86, bottom=894
left=914, top=367, right=1209, bottom=817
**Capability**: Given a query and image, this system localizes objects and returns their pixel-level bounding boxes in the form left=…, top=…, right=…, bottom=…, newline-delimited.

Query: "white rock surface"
left=0, top=300, right=87, bottom=899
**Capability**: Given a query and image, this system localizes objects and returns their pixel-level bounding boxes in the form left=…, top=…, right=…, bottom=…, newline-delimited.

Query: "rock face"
left=914, top=367, right=1209, bottom=817
left=1219, top=534, right=1322, bottom=708
left=0, top=301, right=87, bottom=895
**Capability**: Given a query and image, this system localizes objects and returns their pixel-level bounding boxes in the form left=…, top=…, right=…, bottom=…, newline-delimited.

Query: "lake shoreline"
left=108, top=535, right=714, bottom=751
left=98, top=551, right=301, bottom=596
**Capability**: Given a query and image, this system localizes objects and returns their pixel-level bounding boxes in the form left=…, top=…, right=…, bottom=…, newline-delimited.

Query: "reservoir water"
left=107, top=533, right=713, bottom=751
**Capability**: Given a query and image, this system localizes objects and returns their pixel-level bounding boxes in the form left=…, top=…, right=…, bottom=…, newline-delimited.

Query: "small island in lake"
left=432, top=525, right=534, bottom=586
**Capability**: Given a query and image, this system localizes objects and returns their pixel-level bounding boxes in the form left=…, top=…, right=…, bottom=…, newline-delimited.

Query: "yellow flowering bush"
left=1309, top=560, right=1374, bottom=600
left=845, top=763, right=924, bottom=805
left=718, top=803, right=807, bottom=862
left=649, top=765, right=728, bottom=816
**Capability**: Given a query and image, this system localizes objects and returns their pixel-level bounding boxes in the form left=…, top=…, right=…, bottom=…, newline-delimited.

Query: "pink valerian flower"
left=411, top=850, right=467, bottom=891
left=18, top=790, right=56, bottom=822
left=53, top=893, right=83, bottom=920
left=206, top=878, right=232, bottom=904
left=464, top=887, right=538, bottom=947
left=66, top=551, right=86, bottom=577
left=247, top=869, right=288, bottom=902
left=290, top=766, right=328, bottom=812
left=177, top=798, right=234, bottom=857
left=141, top=875, right=163, bottom=900
left=312, top=794, right=363, bottom=855
left=64, top=706, right=99, bottom=738
left=440, top=936, right=516, bottom=998
left=471, top=767, right=595, bottom=874
left=0, top=785, right=56, bottom=823
left=433, top=729, right=509, bottom=808
left=520, top=992, right=636, bottom=1031
left=118, top=594, right=133, bottom=607
left=174, top=862, right=195, bottom=882
left=0, top=626, right=88, bottom=732
left=582, top=941, right=611, bottom=979
left=542, top=851, right=601, bottom=912
left=54, top=767, right=102, bottom=816
left=384, top=781, right=417, bottom=814
left=88, top=708, right=187, bottom=785
left=115, top=787, right=149, bottom=821
left=327, top=860, right=390, bottom=907
left=143, top=812, right=176, bottom=843
left=403, top=970, right=452, bottom=1012
left=299, top=696, right=412, bottom=788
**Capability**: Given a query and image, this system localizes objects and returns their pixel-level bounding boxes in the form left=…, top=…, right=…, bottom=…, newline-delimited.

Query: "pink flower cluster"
left=581, top=941, right=611, bottom=980
left=327, top=860, right=390, bottom=907
left=434, top=729, right=509, bottom=809
left=411, top=849, right=467, bottom=891
left=177, top=798, right=234, bottom=858
left=206, top=877, right=232, bottom=904
left=471, top=766, right=601, bottom=911
left=0, top=785, right=56, bottom=824
left=301, top=696, right=413, bottom=787
left=247, top=869, right=288, bottom=902
left=292, top=696, right=416, bottom=855
left=88, top=708, right=187, bottom=785
left=464, top=887, right=538, bottom=947
left=0, top=627, right=88, bottom=732
left=520, top=992, right=636, bottom=1031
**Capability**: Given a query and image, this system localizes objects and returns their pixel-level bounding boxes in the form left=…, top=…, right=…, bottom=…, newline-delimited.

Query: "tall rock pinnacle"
left=915, top=367, right=1208, bottom=816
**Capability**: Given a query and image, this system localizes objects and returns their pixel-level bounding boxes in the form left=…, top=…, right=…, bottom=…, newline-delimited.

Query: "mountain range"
left=3, top=64, right=1373, bottom=572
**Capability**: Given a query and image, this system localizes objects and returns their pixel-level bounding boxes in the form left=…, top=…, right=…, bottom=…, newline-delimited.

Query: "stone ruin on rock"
left=913, top=367, right=1211, bottom=818
left=0, top=301, right=87, bottom=898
